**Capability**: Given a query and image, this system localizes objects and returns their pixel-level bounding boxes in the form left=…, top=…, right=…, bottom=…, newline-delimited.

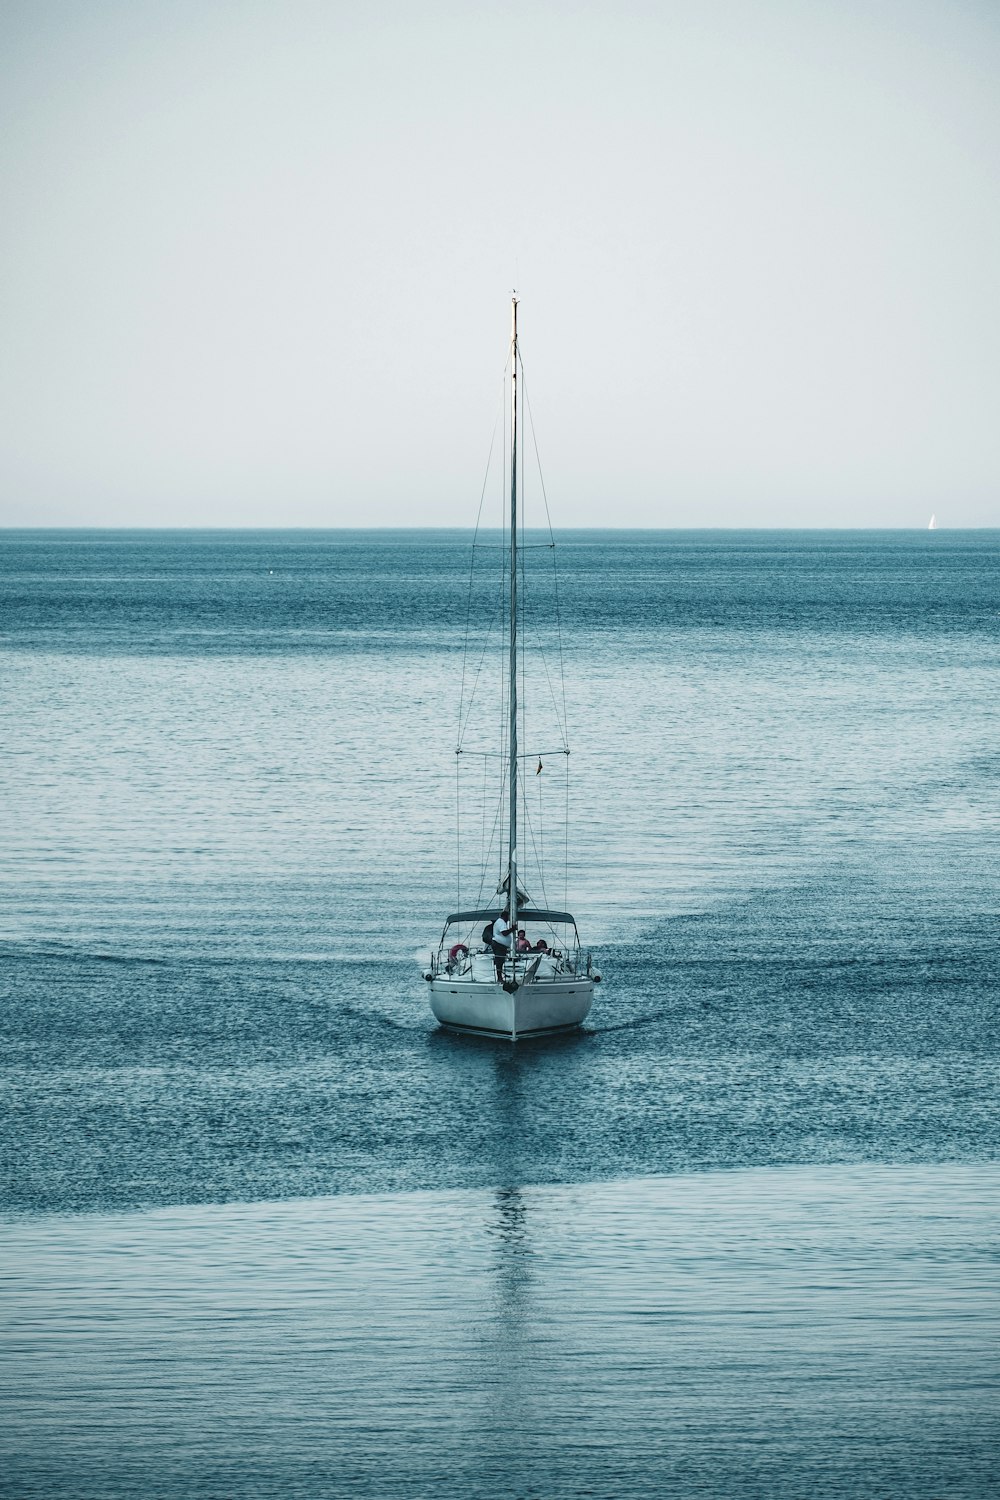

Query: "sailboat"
left=928, top=514, right=937, bottom=530
left=425, top=297, right=599, bottom=1039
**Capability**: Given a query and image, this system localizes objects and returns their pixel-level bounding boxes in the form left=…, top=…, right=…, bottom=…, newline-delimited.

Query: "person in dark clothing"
left=490, top=906, right=513, bottom=980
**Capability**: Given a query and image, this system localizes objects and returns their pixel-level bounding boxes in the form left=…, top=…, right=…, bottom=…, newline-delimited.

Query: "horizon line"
left=1, top=524, right=995, bottom=534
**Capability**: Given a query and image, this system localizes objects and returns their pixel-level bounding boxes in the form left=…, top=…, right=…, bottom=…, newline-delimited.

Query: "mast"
left=508, top=294, right=519, bottom=941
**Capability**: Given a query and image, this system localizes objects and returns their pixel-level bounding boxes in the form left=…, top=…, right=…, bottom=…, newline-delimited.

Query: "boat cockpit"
left=430, top=907, right=594, bottom=984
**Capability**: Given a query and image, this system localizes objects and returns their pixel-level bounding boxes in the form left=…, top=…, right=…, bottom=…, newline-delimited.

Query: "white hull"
left=429, top=976, right=593, bottom=1038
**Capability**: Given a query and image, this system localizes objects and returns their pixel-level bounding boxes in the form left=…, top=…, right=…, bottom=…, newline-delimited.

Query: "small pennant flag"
left=536, top=757, right=543, bottom=775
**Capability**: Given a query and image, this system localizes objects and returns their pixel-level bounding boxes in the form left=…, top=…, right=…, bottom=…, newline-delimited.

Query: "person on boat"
left=532, top=937, right=549, bottom=954
left=491, top=907, right=513, bottom=979
left=516, top=929, right=532, bottom=953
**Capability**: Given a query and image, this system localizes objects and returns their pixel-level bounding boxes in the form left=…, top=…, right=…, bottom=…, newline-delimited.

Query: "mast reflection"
left=484, top=1048, right=535, bottom=1365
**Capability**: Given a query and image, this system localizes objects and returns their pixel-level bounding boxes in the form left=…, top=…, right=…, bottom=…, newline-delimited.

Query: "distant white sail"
left=928, top=514, right=937, bottom=530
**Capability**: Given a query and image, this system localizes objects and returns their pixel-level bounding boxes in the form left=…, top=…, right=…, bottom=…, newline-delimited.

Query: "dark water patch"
left=3, top=876, right=997, bottom=1215
left=2, top=530, right=997, bottom=655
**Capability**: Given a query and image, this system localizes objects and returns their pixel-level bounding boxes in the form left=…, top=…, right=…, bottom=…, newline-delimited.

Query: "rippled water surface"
left=3, top=1166, right=998, bottom=1499
left=1, top=530, right=998, bottom=1495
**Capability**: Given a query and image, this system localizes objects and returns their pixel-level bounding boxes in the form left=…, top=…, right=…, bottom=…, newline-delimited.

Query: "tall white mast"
left=508, top=295, right=519, bottom=941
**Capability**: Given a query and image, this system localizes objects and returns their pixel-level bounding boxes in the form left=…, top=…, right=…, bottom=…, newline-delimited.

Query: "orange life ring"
left=449, top=942, right=469, bottom=962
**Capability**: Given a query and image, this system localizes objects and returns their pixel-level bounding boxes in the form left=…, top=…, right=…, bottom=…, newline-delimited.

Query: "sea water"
left=1, top=530, right=998, bottom=1496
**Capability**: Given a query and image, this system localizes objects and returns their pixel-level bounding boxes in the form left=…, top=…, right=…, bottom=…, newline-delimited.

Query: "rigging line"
left=475, top=771, right=507, bottom=907
left=553, top=536, right=569, bottom=748
left=519, top=363, right=556, bottom=544
left=518, top=347, right=527, bottom=846
left=455, top=748, right=461, bottom=909
left=457, top=373, right=506, bottom=748
left=523, top=613, right=569, bottom=751
left=564, top=752, right=570, bottom=911
left=457, top=565, right=506, bottom=748
left=498, top=389, right=508, bottom=896
left=517, top=578, right=566, bottom=751
left=480, top=752, right=488, bottom=897
left=516, top=760, right=550, bottom=909
left=537, top=745, right=545, bottom=898
left=476, top=767, right=500, bottom=908
left=522, top=372, right=570, bottom=741
left=452, top=748, right=571, bottom=760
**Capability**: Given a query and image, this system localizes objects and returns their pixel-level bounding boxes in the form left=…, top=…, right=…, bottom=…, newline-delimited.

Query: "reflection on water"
left=3, top=1163, right=996, bottom=1499
left=481, top=1184, right=534, bottom=1445
left=489, top=1184, right=533, bottom=1320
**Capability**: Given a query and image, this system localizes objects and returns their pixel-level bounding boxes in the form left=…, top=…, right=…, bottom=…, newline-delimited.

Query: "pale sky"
left=1, top=0, right=998, bottom=527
